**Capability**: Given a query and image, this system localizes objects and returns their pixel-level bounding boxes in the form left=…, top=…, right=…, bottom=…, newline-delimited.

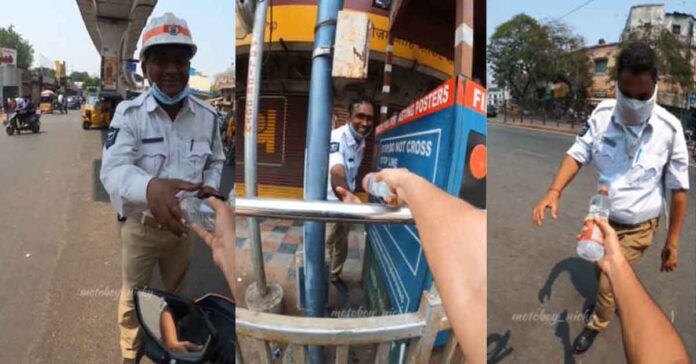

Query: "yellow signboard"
left=236, top=5, right=453, bottom=75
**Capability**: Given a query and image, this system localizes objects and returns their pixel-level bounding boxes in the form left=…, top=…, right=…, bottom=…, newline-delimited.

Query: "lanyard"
left=615, top=117, right=648, bottom=162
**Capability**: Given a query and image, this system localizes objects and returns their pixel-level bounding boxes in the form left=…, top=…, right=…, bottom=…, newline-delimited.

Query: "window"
left=594, top=58, right=608, bottom=75
left=673, top=24, right=681, bottom=35
left=372, top=0, right=391, bottom=10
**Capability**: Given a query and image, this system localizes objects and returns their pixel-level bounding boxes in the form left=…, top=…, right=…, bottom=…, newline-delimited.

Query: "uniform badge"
left=329, top=142, right=339, bottom=153
left=578, top=121, right=590, bottom=137
left=106, top=127, right=120, bottom=149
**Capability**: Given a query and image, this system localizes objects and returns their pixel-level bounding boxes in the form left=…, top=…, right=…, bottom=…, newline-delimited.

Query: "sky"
left=0, top=0, right=234, bottom=78
left=487, top=0, right=696, bottom=45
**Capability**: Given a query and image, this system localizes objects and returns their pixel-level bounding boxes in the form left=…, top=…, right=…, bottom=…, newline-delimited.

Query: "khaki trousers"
left=587, top=218, right=659, bottom=331
left=326, top=222, right=350, bottom=281
left=118, top=219, right=194, bottom=359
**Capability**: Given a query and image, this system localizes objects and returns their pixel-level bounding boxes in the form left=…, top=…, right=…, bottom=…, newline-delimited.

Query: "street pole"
left=303, top=0, right=343, bottom=362
left=244, top=0, right=269, bottom=298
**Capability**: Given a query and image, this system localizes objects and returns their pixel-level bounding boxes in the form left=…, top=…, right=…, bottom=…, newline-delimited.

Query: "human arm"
left=99, top=113, right=154, bottom=217
left=374, top=168, right=485, bottom=364
left=191, top=197, right=236, bottom=294
left=594, top=218, right=689, bottom=363
left=330, top=164, right=361, bottom=203
left=532, top=155, right=583, bottom=226
left=532, top=118, right=598, bottom=225
left=100, top=109, right=202, bottom=236
left=661, top=189, right=687, bottom=272
left=662, top=126, right=690, bottom=272
left=160, top=307, right=203, bottom=353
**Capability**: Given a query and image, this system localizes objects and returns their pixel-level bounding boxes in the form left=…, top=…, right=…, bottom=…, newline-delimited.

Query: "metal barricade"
left=234, top=198, right=461, bottom=364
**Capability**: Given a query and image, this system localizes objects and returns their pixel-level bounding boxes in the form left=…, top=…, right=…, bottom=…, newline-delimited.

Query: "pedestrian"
left=99, top=13, right=225, bottom=364
left=325, top=98, right=374, bottom=295
left=532, top=41, right=689, bottom=354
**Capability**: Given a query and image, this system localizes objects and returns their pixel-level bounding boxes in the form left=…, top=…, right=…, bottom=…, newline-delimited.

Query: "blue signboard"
left=364, top=76, right=487, bottom=355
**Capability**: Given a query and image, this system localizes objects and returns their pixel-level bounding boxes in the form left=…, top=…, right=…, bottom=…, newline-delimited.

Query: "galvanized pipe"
left=235, top=198, right=414, bottom=224
left=244, top=0, right=269, bottom=296
left=303, top=0, right=344, bottom=361
left=236, top=308, right=425, bottom=345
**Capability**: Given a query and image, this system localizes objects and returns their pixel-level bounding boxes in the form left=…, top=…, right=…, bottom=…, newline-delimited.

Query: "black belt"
left=609, top=218, right=657, bottom=230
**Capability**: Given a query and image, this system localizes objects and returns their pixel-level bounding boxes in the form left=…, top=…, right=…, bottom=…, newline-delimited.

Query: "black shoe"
left=331, top=278, right=349, bottom=308
left=573, top=328, right=599, bottom=354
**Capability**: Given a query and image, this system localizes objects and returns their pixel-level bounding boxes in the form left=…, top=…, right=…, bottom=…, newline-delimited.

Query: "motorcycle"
left=6, top=108, right=41, bottom=136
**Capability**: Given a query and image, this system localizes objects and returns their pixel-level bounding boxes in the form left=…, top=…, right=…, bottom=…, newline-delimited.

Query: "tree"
left=488, top=14, right=555, bottom=112
left=544, top=20, right=593, bottom=113
left=489, top=15, right=592, bottom=119
left=82, top=76, right=100, bottom=89
left=69, top=71, right=91, bottom=83
left=0, top=25, right=34, bottom=69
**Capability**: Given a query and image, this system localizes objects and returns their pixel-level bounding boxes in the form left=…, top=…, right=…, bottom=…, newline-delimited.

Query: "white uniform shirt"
left=15, top=97, right=26, bottom=110
left=326, top=124, right=366, bottom=201
left=567, top=100, right=689, bottom=225
left=100, top=91, right=225, bottom=217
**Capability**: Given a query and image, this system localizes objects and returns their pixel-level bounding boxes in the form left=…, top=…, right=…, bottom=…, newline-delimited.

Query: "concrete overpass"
left=77, top=0, right=157, bottom=95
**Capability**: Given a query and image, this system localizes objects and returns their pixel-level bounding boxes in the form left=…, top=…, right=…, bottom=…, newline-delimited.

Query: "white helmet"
left=139, top=13, right=197, bottom=60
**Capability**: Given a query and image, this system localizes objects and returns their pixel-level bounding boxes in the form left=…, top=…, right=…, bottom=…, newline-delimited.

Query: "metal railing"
left=233, top=197, right=462, bottom=364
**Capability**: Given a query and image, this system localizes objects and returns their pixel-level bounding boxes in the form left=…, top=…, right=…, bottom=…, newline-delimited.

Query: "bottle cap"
left=598, top=186, right=609, bottom=195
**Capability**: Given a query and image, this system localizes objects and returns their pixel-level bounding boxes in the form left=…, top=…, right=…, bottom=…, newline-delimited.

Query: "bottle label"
left=579, top=216, right=603, bottom=243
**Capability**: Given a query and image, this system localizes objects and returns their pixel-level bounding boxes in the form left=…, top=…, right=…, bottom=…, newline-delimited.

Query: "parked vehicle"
left=487, top=104, right=498, bottom=118
left=66, top=96, right=81, bottom=109
left=82, top=93, right=122, bottom=130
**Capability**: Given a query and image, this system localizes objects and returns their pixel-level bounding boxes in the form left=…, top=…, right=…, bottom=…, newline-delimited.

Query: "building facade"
left=622, top=4, right=696, bottom=46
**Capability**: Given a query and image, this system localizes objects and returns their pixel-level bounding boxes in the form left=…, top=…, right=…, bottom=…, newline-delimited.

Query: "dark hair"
left=348, top=98, right=375, bottom=116
left=617, top=41, right=658, bottom=82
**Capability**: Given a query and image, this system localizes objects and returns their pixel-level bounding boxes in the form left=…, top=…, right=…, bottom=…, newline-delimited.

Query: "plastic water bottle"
left=362, top=172, right=394, bottom=200
left=180, top=197, right=216, bottom=231
left=577, top=186, right=610, bottom=261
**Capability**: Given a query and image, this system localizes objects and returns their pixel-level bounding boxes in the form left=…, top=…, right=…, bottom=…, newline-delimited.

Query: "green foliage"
left=69, top=71, right=91, bottom=83
left=488, top=14, right=593, bottom=112
left=69, top=71, right=100, bottom=89
left=82, top=76, right=100, bottom=89
left=0, top=25, right=34, bottom=69
left=488, top=14, right=554, bottom=106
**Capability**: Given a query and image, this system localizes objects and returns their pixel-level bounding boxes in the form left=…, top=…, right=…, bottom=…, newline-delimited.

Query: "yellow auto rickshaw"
left=82, top=93, right=123, bottom=130
left=39, top=90, right=56, bottom=113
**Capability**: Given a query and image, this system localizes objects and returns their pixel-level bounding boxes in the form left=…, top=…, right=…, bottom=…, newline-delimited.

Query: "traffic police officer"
left=533, top=42, right=689, bottom=354
left=99, top=13, right=225, bottom=363
left=326, top=99, right=375, bottom=289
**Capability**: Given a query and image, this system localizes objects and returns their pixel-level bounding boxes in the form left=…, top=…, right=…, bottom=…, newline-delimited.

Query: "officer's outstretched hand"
left=146, top=178, right=203, bottom=237
left=532, top=190, right=560, bottom=226
left=335, top=186, right=362, bottom=204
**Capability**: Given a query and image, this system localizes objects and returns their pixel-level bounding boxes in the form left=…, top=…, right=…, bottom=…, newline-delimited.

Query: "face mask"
left=150, top=83, right=190, bottom=105
left=348, top=122, right=371, bottom=141
left=615, top=85, right=656, bottom=125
